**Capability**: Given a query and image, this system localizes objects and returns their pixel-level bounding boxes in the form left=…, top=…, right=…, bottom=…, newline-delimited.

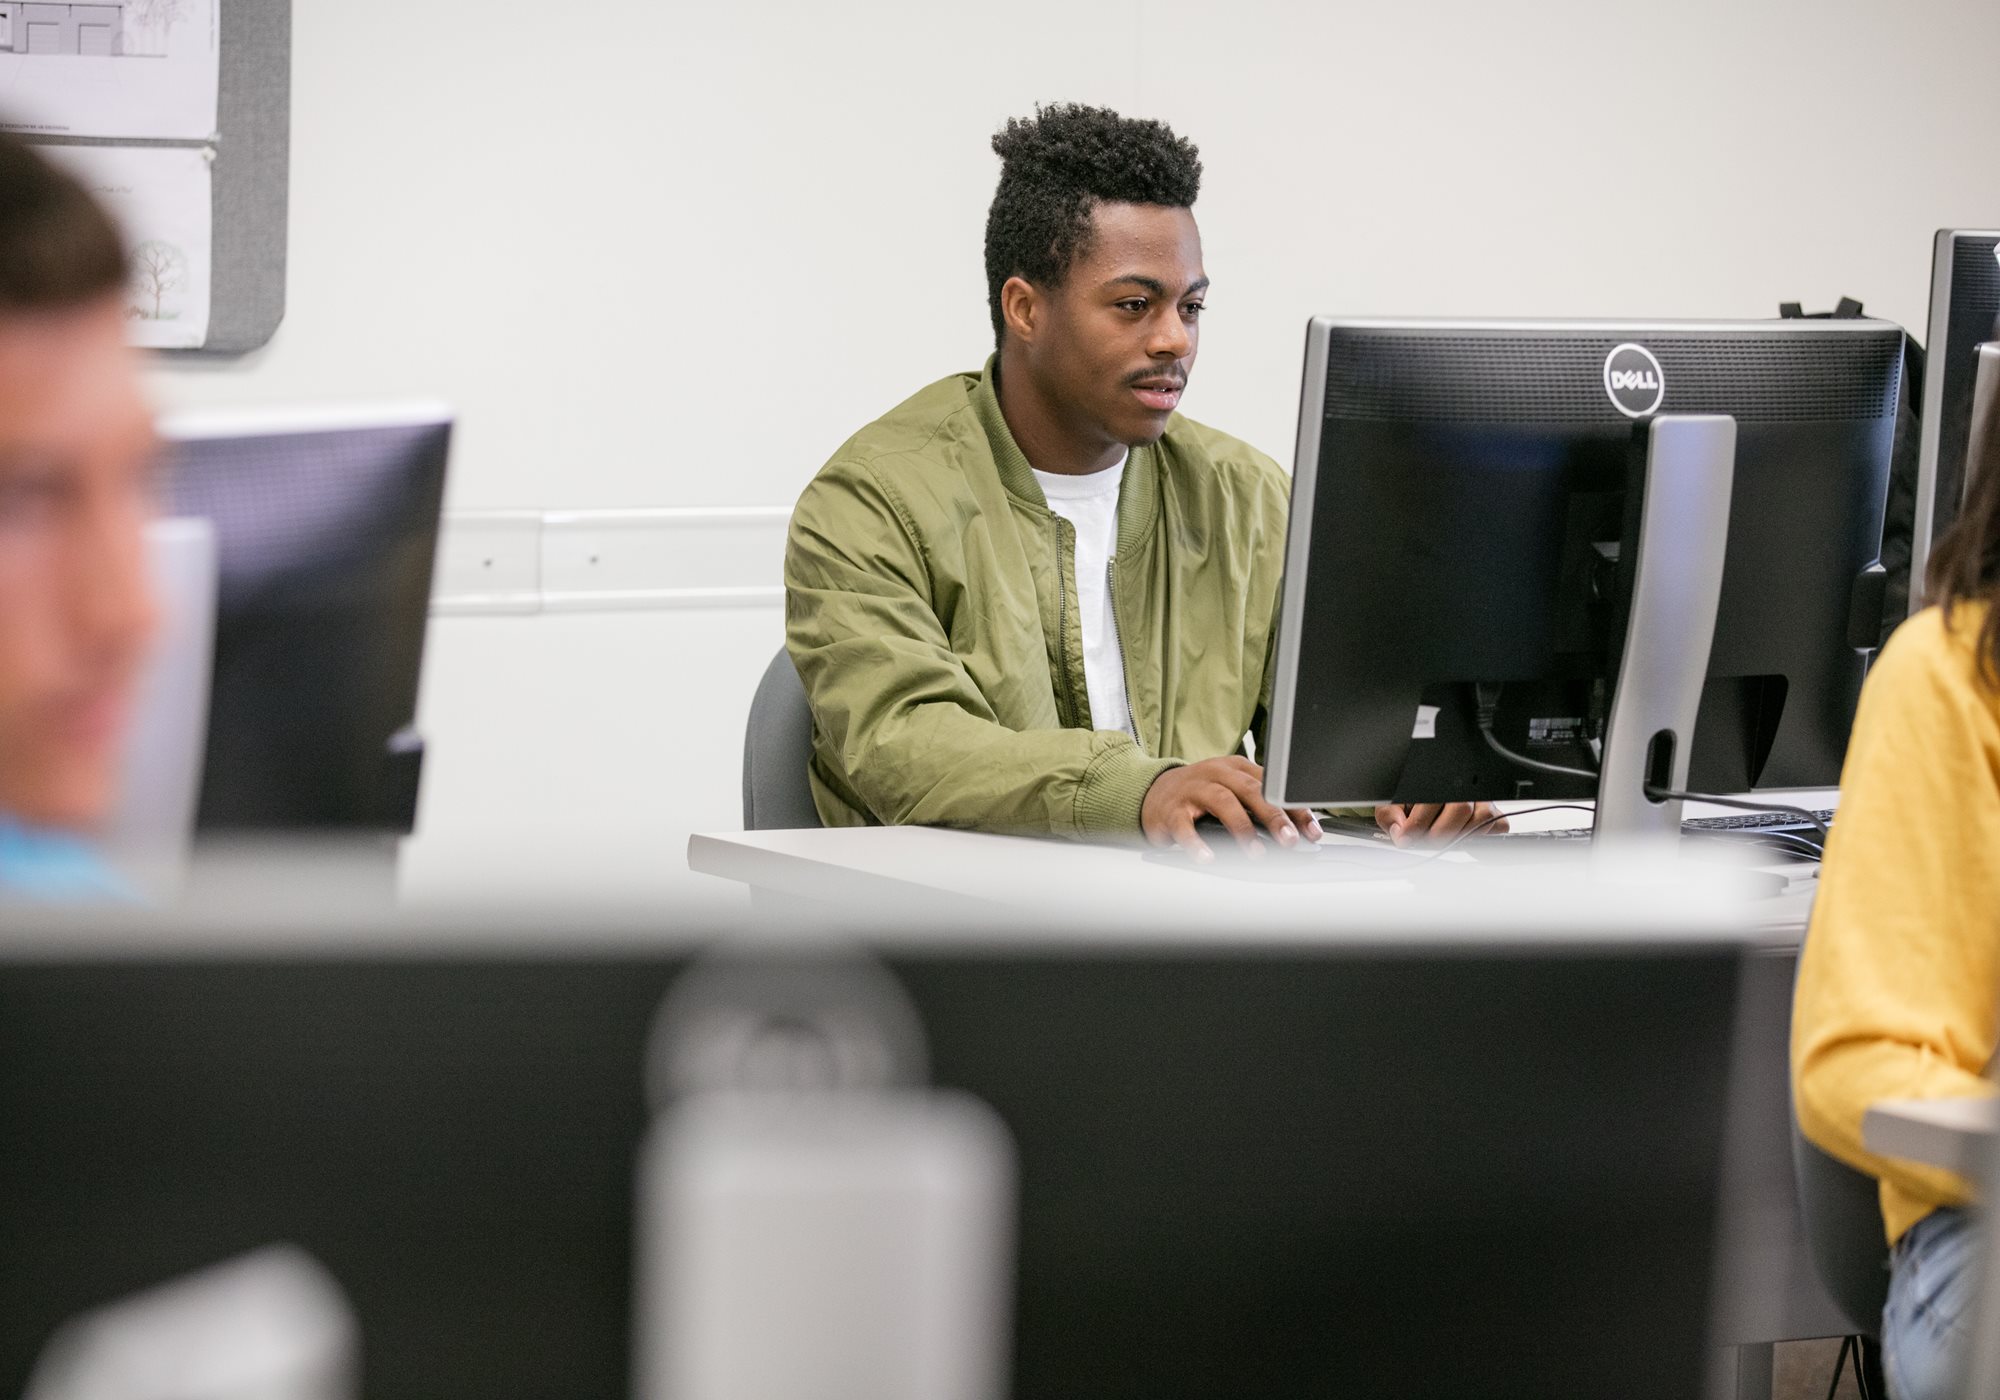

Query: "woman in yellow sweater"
left=1793, top=391, right=2000, bottom=1400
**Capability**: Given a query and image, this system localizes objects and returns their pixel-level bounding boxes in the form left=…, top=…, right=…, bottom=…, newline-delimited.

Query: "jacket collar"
left=970, top=355, right=1162, bottom=557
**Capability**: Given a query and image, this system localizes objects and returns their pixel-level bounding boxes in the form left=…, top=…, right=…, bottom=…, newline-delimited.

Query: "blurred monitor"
left=157, top=406, right=451, bottom=834
left=0, top=914, right=1743, bottom=1400
left=1264, top=317, right=1904, bottom=809
left=107, top=518, right=216, bottom=869
left=1911, top=229, right=2000, bottom=605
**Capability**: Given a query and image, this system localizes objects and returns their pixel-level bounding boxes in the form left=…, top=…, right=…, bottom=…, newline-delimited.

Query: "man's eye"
left=1117, top=299, right=1148, bottom=313
left=0, top=477, right=63, bottom=524
left=1183, top=301, right=1206, bottom=318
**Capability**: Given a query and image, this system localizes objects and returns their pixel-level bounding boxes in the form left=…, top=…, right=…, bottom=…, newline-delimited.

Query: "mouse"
left=1189, top=814, right=1313, bottom=857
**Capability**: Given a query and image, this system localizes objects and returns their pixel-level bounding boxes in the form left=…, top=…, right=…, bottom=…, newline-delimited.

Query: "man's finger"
left=1197, top=784, right=1266, bottom=858
left=1288, top=807, right=1323, bottom=843
left=1375, top=804, right=1402, bottom=836
left=1428, top=803, right=1477, bottom=841
left=1395, top=803, right=1443, bottom=845
left=1222, top=768, right=1300, bottom=848
left=1168, top=813, right=1214, bottom=863
left=1479, top=804, right=1512, bottom=836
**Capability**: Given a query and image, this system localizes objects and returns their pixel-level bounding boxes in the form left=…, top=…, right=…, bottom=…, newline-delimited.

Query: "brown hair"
left=1925, top=357, right=2000, bottom=686
left=0, top=131, right=127, bottom=314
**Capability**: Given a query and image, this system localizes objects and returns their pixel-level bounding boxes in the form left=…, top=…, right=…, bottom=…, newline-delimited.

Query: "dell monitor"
left=158, top=405, right=452, bottom=834
left=1910, top=229, right=2000, bottom=608
left=1263, top=317, right=1904, bottom=841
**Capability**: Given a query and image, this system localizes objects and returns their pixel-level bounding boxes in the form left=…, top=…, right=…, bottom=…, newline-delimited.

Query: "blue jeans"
left=1882, top=1206, right=1981, bottom=1400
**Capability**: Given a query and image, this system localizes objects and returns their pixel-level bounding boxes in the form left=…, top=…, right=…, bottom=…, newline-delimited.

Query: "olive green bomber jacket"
left=784, top=359, right=1290, bottom=837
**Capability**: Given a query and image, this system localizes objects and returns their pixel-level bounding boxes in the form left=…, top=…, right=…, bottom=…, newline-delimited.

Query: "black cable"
left=1740, top=830, right=1827, bottom=863
left=1432, top=803, right=1596, bottom=857
left=1823, top=1335, right=1853, bottom=1400
left=1472, top=684, right=1601, bottom=782
left=1643, top=786, right=1831, bottom=845
left=1476, top=722, right=1600, bottom=781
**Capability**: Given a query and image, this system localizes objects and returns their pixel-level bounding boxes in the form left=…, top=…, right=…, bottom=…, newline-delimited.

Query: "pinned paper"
left=0, top=0, right=219, bottom=141
left=41, top=143, right=212, bottom=349
left=1411, top=705, right=1440, bottom=740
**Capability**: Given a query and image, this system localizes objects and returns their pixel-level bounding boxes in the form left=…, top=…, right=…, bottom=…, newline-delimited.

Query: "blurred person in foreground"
left=1792, top=377, right=2000, bottom=1398
left=0, top=131, right=159, bottom=898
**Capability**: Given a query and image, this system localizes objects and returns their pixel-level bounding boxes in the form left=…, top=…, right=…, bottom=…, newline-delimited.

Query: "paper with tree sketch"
left=44, top=143, right=210, bottom=348
left=0, top=0, right=218, bottom=140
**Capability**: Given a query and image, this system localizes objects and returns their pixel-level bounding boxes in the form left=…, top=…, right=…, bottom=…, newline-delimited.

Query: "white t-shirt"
left=1032, top=453, right=1136, bottom=742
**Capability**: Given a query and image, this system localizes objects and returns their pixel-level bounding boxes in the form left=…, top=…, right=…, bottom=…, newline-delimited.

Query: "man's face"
left=1018, top=201, right=1206, bottom=450
left=0, top=296, right=159, bottom=831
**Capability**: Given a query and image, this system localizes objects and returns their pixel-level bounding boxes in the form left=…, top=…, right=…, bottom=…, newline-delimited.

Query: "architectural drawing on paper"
left=0, top=3, right=126, bottom=56
left=129, top=239, right=188, bottom=322
left=0, top=0, right=181, bottom=57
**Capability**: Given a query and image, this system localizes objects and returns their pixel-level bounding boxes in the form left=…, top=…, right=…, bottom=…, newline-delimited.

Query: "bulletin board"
left=19, top=0, right=290, bottom=355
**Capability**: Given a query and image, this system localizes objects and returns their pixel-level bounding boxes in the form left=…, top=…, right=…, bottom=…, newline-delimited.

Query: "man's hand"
left=1374, top=802, right=1510, bottom=846
left=1142, top=757, right=1323, bottom=862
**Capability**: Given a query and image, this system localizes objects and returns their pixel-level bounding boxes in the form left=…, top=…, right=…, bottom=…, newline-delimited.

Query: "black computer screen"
left=1922, top=231, right=2000, bottom=554
left=161, top=411, right=451, bottom=833
left=1267, top=319, right=1903, bottom=806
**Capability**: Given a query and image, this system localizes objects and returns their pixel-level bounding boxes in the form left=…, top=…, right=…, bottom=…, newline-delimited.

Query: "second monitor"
left=1263, top=317, right=1905, bottom=828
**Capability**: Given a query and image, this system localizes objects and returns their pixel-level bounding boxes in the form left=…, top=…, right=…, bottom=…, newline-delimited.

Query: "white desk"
left=1864, top=1097, right=1999, bottom=1177
left=687, top=804, right=1845, bottom=1396
left=687, top=816, right=1820, bottom=938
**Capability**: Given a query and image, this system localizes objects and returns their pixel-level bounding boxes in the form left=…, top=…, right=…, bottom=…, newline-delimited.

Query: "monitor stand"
left=1592, top=415, right=1738, bottom=859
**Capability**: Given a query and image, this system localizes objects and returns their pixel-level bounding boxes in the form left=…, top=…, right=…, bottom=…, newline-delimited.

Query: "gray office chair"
left=1791, top=1100, right=1891, bottom=1334
left=742, top=647, right=823, bottom=831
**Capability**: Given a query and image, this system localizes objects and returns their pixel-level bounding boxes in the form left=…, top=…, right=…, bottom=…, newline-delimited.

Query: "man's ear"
left=1000, top=275, right=1041, bottom=347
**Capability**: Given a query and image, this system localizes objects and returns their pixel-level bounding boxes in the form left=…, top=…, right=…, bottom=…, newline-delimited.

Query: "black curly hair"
left=983, top=104, right=1202, bottom=347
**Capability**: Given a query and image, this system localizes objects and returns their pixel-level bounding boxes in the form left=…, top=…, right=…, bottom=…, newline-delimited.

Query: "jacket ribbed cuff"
left=1075, top=748, right=1182, bottom=836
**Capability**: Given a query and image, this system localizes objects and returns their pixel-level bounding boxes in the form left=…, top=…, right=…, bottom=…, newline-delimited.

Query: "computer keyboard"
left=1681, top=808, right=1835, bottom=834
left=1500, top=807, right=1833, bottom=852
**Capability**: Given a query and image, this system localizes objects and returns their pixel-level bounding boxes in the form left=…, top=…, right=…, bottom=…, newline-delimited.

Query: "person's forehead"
left=1077, top=202, right=1203, bottom=280
left=0, top=302, right=150, bottom=445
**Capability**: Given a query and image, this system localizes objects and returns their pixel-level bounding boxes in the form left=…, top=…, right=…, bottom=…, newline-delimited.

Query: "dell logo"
left=1603, top=343, right=1667, bottom=418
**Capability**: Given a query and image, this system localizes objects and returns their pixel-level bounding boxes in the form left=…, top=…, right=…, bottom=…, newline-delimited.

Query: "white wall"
left=151, top=0, right=2000, bottom=898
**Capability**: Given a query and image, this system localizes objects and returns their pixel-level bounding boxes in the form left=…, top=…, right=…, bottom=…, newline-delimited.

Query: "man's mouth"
left=1129, top=377, right=1185, bottom=412
left=43, top=685, right=132, bottom=752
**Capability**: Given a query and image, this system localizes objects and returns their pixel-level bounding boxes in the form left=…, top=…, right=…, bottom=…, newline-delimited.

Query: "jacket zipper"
left=1107, top=555, right=1143, bottom=750
left=1054, top=518, right=1075, bottom=728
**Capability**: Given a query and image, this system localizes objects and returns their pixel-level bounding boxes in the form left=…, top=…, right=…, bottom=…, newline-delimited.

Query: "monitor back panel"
left=0, top=936, right=1741, bottom=1400
left=1274, top=319, right=1902, bottom=805
left=1923, top=231, right=2000, bottom=552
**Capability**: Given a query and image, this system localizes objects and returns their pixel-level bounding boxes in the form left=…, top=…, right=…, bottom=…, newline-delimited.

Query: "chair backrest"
left=1789, top=954, right=1891, bottom=1333
left=742, top=648, right=822, bottom=831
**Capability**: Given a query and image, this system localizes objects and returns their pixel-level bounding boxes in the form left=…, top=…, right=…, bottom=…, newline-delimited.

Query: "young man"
left=786, top=105, right=1498, bottom=859
left=0, top=133, right=160, bottom=895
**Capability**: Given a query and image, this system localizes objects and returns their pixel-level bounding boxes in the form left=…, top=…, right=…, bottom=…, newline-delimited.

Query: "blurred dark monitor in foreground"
left=158, top=406, right=452, bottom=836
left=0, top=915, right=1743, bottom=1400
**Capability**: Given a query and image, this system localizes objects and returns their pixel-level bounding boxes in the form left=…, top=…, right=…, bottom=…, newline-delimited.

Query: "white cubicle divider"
left=107, top=517, right=216, bottom=888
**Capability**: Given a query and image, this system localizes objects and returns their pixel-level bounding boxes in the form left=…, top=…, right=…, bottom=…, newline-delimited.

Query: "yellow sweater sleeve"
left=1791, top=605, right=2000, bottom=1245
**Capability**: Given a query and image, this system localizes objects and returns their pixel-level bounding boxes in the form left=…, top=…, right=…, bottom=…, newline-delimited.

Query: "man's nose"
left=1149, top=310, right=1191, bottom=360
left=73, top=495, right=160, bottom=664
